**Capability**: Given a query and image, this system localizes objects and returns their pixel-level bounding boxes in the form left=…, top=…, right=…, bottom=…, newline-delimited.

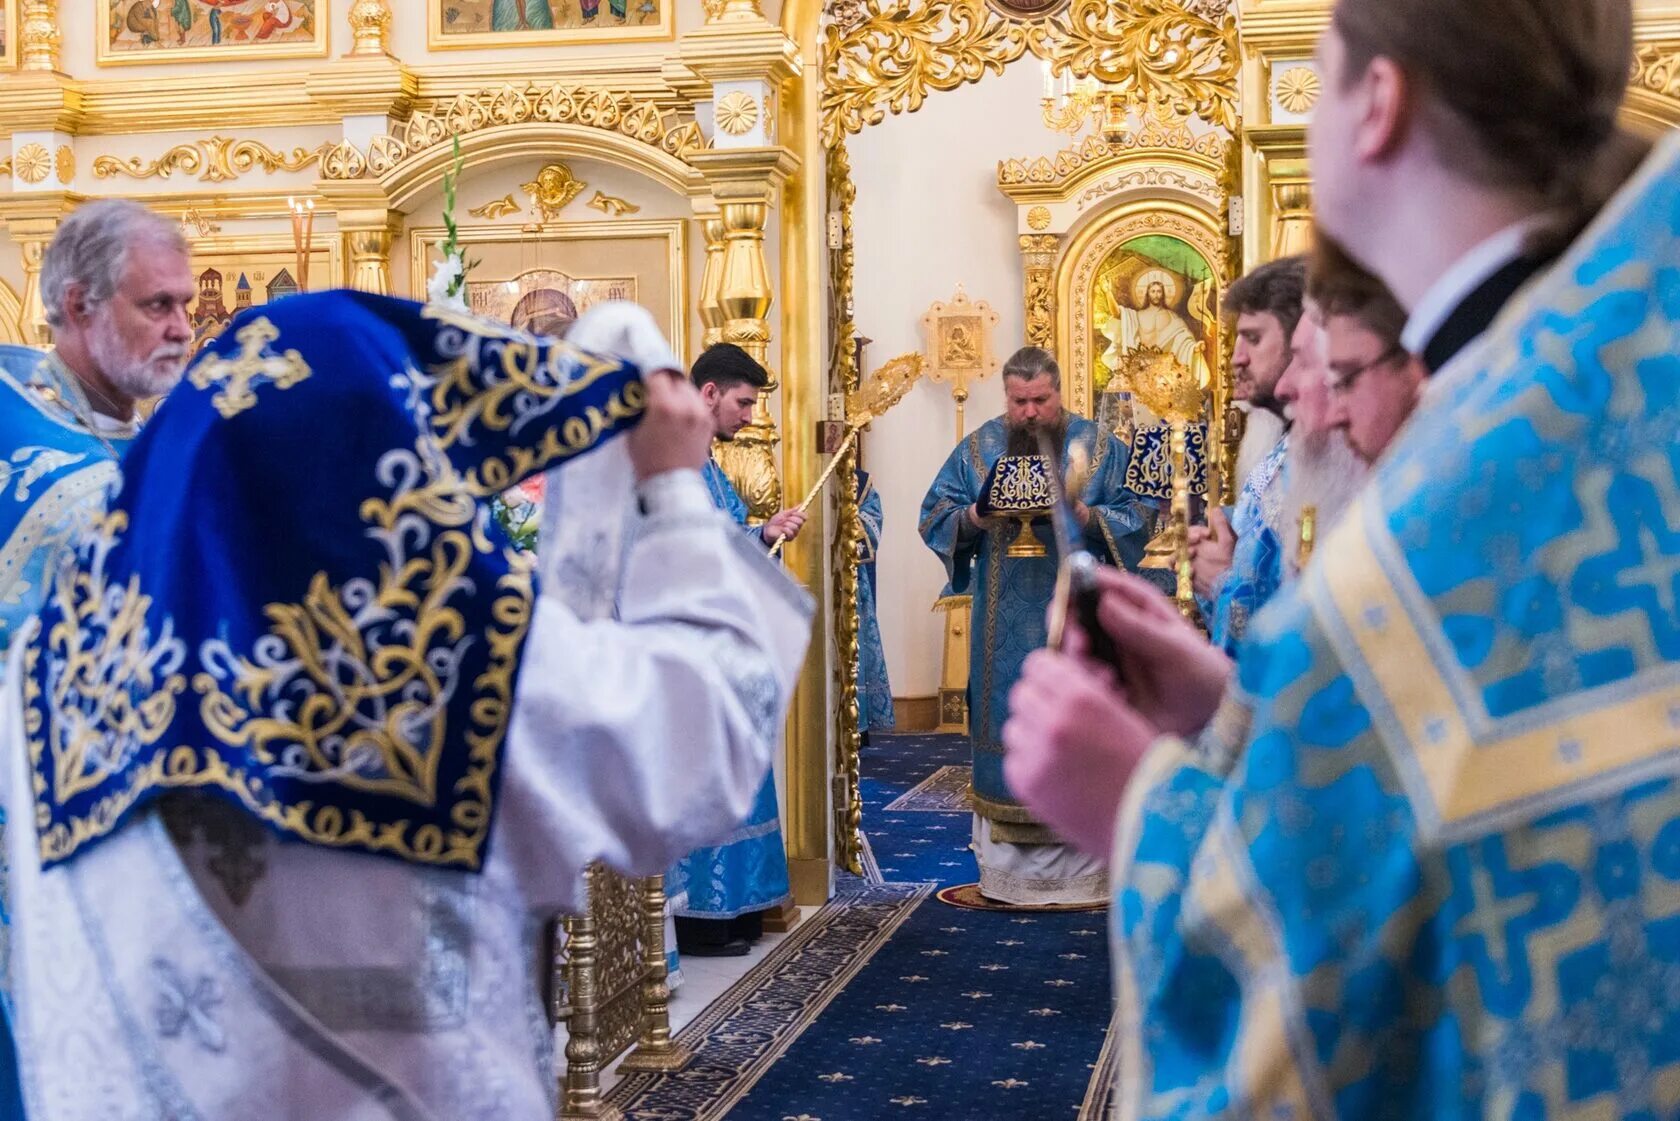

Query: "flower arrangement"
left=491, top=474, right=546, bottom=553
left=427, top=137, right=479, bottom=311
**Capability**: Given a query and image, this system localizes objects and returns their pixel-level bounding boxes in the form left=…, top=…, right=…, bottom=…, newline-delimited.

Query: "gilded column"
left=776, top=45, right=832, bottom=908
left=19, top=0, right=61, bottom=73
left=697, top=211, right=727, bottom=350
left=0, top=198, right=77, bottom=345
left=343, top=220, right=400, bottom=295
left=1019, top=234, right=1060, bottom=351
left=18, top=237, right=47, bottom=345
left=1269, top=162, right=1313, bottom=260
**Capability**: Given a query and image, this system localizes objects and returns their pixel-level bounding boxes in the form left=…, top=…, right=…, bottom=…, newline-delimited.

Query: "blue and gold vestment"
left=22, top=292, right=645, bottom=873
left=857, top=469, right=894, bottom=732
left=0, top=343, right=130, bottom=1121
left=921, top=415, right=1149, bottom=826
left=667, top=455, right=793, bottom=919
left=1111, top=138, right=1680, bottom=1120
left=1205, top=431, right=1289, bottom=656
left=0, top=345, right=135, bottom=664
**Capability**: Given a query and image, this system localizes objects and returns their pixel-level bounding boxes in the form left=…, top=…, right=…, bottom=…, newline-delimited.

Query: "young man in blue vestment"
left=1188, top=257, right=1302, bottom=654
left=920, top=345, right=1151, bottom=905
left=666, top=343, right=805, bottom=956
left=0, top=199, right=194, bottom=1119
left=1005, top=1, right=1680, bottom=1117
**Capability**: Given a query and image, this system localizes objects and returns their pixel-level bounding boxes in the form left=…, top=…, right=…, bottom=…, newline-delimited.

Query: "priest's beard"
left=87, top=313, right=189, bottom=411
left=1278, top=427, right=1369, bottom=571
left=1005, top=412, right=1069, bottom=457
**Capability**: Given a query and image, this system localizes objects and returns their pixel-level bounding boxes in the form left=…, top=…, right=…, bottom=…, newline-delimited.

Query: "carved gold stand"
left=934, top=594, right=971, bottom=733
left=616, top=875, right=691, bottom=1074
left=556, top=866, right=677, bottom=1118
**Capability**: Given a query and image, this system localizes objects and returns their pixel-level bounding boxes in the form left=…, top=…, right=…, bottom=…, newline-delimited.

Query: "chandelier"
left=1041, top=65, right=1130, bottom=143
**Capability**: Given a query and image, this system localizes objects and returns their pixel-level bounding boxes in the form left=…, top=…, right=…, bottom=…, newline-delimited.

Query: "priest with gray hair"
left=0, top=197, right=195, bottom=1116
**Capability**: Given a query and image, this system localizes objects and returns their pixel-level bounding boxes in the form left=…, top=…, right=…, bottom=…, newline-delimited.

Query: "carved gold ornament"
left=922, top=285, right=1001, bottom=434
left=821, top=0, right=1237, bottom=147
left=1027, top=206, right=1052, bottom=230
left=20, top=0, right=61, bottom=72
left=1632, top=44, right=1680, bottom=100
left=998, top=128, right=1226, bottom=187
left=14, top=144, right=50, bottom=185
left=54, top=146, right=74, bottom=185
left=94, top=138, right=328, bottom=185
left=588, top=191, right=641, bottom=217
left=349, top=0, right=394, bottom=56
left=468, top=195, right=522, bottom=221
left=1275, top=67, right=1321, bottom=115
left=322, top=85, right=706, bottom=181
left=521, top=163, right=588, bottom=223
left=715, top=91, right=762, bottom=137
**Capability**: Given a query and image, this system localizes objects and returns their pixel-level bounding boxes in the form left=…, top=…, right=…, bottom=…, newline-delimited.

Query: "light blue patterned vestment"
left=920, top=415, right=1149, bottom=826
left=1111, top=137, right=1680, bottom=1121
left=856, top=470, right=894, bottom=732
left=0, top=344, right=133, bottom=1121
left=667, top=457, right=792, bottom=918
left=1206, top=431, right=1289, bottom=656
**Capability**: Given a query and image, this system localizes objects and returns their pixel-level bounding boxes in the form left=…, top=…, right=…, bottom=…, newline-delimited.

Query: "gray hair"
left=1002, top=345, right=1059, bottom=382
left=41, top=200, right=188, bottom=329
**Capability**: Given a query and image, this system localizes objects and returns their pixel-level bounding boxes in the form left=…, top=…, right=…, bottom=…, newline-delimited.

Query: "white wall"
left=849, top=59, right=1074, bottom=698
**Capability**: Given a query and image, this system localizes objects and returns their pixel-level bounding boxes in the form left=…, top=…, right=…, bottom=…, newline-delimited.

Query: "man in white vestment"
left=1, top=290, right=812, bottom=1121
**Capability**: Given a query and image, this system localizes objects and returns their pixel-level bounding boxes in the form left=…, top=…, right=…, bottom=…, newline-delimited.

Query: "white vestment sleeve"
left=485, top=465, right=812, bottom=914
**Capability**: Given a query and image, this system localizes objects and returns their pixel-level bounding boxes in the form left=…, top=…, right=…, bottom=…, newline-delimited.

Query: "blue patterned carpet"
left=612, top=733, right=1115, bottom=1120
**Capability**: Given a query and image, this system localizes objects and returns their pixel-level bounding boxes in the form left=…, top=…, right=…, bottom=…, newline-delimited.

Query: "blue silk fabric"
left=1111, top=139, right=1680, bottom=1119
left=0, top=345, right=133, bottom=667
left=668, top=455, right=791, bottom=918
left=23, top=292, right=644, bottom=873
left=921, top=415, right=1149, bottom=825
left=856, top=470, right=894, bottom=732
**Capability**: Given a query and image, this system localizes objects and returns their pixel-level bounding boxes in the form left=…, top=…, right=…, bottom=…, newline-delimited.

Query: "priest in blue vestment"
left=1003, top=5, right=1678, bottom=1113
left=919, top=345, right=1150, bottom=905
left=1188, top=256, right=1303, bottom=654
left=668, top=343, right=807, bottom=955
left=856, top=469, right=894, bottom=734
left=0, top=198, right=196, bottom=1119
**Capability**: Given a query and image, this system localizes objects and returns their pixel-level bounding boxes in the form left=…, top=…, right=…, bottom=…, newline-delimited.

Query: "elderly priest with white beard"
left=0, top=291, right=811, bottom=1121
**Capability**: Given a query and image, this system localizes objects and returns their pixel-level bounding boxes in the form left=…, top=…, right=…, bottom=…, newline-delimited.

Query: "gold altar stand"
left=553, top=869, right=689, bottom=1120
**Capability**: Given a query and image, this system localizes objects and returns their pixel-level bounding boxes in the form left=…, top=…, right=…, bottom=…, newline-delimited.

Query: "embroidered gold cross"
left=190, top=317, right=310, bottom=419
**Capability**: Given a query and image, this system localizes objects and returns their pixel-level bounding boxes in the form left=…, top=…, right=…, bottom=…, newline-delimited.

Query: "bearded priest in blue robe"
left=920, top=345, right=1150, bottom=906
left=1, top=293, right=811, bottom=1120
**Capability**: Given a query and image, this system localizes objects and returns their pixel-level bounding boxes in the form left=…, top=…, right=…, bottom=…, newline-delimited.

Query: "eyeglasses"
left=1327, top=344, right=1407, bottom=395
